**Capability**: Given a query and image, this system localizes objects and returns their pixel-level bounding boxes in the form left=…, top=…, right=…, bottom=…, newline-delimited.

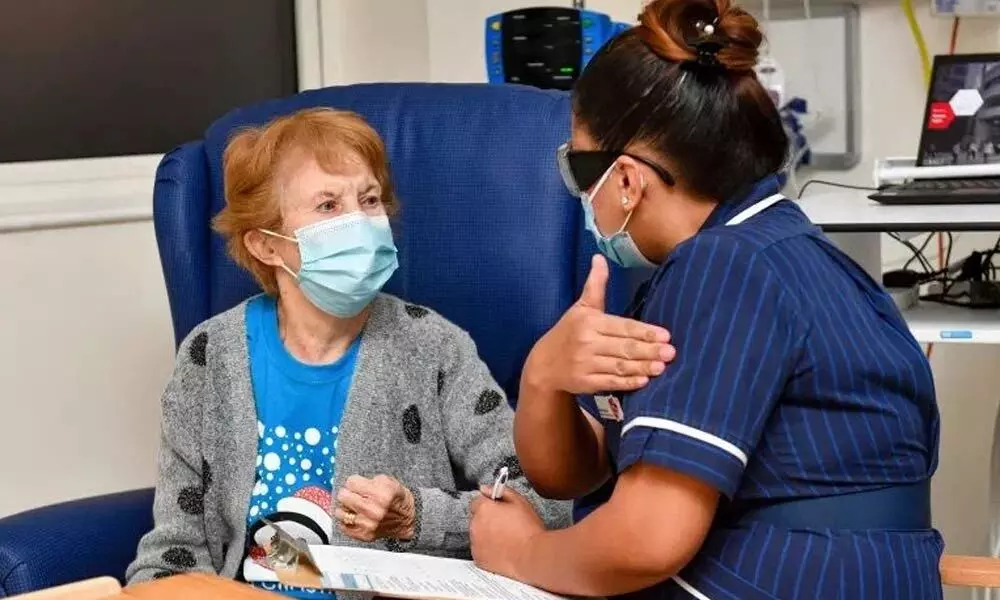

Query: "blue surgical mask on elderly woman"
left=581, top=164, right=656, bottom=269
left=261, top=213, right=398, bottom=318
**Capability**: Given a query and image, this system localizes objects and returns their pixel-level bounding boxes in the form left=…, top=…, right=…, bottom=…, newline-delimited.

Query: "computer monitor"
left=485, top=8, right=629, bottom=91
left=917, top=53, right=1000, bottom=167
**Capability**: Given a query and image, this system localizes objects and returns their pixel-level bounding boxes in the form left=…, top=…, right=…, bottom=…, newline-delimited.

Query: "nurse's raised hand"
left=524, top=255, right=675, bottom=394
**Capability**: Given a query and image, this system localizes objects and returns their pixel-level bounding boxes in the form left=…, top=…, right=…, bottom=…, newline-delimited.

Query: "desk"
left=797, top=191, right=1000, bottom=344
left=797, top=191, right=1000, bottom=233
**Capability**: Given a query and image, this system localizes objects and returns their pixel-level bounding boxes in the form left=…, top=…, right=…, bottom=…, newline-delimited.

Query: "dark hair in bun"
left=637, top=0, right=762, bottom=72
left=571, top=0, right=787, bottom=202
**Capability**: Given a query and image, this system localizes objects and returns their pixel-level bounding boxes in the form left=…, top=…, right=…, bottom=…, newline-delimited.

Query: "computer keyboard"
left=871, top=178, right=1000, bottom=205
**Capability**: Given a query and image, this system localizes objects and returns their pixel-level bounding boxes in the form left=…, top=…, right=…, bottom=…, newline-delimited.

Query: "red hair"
left=213, top=108, right=398, bottom=294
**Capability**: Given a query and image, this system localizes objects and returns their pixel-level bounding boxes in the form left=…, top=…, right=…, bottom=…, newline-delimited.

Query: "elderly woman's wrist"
left=395, top=486, right=418, bottom=540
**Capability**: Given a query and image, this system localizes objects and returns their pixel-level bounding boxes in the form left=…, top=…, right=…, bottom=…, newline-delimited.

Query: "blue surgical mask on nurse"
left=580, top=163, right=656, bottom=270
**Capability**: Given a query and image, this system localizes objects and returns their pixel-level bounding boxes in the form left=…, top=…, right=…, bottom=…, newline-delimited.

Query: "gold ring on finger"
left=344, top=510, right=357, bottom=527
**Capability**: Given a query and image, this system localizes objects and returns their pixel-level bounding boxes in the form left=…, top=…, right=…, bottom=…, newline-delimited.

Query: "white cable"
left=787, top=144, right=809, bottom=197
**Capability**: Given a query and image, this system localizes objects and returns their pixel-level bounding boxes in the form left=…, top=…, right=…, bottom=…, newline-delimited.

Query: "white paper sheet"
left=307, top=545, right=568, bottom=600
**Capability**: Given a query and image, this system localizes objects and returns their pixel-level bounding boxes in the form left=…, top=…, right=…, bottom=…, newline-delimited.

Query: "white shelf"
left=797, top=191, right=1000, bottom=232
left=903, top=302, right=1000, bottom=344
left=0, top=179, right=152, bottom=233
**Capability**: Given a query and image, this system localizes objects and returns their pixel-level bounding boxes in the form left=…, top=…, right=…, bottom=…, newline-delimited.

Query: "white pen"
left=490, top=466, right=509, bottom=501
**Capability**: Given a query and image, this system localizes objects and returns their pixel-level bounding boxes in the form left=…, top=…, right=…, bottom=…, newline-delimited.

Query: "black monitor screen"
left=501, top=8, right=582, bottom=91
left=0, top=0, right=298, bottom=163
left=917, top=54, right=1000, bottom=166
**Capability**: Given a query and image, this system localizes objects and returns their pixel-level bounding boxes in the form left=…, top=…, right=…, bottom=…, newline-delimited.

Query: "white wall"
left=0, top=221, right=174, bottom=516
left=322, top=0, right=431, bottom=85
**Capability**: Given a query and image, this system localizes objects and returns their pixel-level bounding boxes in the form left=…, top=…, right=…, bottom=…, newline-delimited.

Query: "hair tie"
left=686, top=18, right=725, bottom=69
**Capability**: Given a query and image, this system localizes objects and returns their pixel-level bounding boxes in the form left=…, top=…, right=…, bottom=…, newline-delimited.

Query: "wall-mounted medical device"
left=485, top=8, right=629, bottom=90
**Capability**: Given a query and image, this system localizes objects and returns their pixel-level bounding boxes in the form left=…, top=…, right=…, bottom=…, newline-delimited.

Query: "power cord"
left=797, top=179, right=877, bottom=198
left=903, top=233, right=936, bottom=273
left=887, top=232, right=935, bottom=274
left=916, top=233, right=1000, bottom=309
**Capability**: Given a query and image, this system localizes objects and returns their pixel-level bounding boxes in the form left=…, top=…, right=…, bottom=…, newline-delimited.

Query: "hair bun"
left=637, top=0, right=764, bottom=73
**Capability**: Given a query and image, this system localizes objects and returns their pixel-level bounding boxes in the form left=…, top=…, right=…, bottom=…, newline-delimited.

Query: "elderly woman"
left=126, top=107, right=570, bottom=596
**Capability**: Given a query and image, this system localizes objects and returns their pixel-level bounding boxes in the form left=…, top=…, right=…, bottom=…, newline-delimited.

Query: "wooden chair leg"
left=942, top=555, right=1000, bottom=588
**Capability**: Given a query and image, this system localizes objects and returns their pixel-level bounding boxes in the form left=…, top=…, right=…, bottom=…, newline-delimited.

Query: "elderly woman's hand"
left=524, top=255, right=675, bottom=395
left=335, top=474, right=416, bottom=542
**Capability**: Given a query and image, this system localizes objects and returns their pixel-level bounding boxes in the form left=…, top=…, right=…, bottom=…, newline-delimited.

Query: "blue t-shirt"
left=240, top=296, right=360, bottom=599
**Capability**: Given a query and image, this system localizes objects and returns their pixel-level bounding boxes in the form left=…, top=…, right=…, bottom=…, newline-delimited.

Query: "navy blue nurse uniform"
left=580, top=175, right=943, bottom=599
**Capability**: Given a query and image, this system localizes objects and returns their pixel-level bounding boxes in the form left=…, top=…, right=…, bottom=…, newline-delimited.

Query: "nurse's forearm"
left=513, top=465, right=715, bottom=597
left=515, top=496, right=679, bottom=596
left=514, top=378, right=609, bottom=500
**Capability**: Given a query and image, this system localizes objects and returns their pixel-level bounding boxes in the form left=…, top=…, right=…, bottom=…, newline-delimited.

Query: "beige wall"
left=322, top=0, right=431, bottom=85
left=0, top=221, right=173, bottom=516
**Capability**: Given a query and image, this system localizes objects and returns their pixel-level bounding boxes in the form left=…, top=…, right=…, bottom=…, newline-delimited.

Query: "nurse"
left=468, top=0, right=944, bottom=597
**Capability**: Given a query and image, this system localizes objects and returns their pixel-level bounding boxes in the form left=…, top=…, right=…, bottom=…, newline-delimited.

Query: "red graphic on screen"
left=927, top=102, right=955, bottom=131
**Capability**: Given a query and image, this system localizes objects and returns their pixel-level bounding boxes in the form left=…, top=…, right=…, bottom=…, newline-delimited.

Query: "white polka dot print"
left=304, top=428, right=321, bottom=446
left=263, top=453, right=281, bottom=471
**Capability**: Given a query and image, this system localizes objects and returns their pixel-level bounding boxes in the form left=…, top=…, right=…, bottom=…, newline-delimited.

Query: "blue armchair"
left=0, top=83, right=641, bottom=596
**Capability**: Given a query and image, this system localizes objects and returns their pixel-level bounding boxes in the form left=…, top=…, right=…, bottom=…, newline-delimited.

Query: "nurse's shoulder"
left=647, top=226, right=808, bottom=333
left=661, top=225, right=778, bottom=280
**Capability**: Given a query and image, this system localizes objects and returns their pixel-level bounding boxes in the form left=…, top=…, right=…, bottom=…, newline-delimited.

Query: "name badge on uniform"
left=594, top=394, right=624, bottom=422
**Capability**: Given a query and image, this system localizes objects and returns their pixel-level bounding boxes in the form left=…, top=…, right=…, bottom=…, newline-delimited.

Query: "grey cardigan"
left=126, top=294, right=571, bottom=584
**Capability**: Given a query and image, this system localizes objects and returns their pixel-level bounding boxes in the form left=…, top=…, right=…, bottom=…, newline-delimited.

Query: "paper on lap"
left=305, top=545, right=568, bottom=600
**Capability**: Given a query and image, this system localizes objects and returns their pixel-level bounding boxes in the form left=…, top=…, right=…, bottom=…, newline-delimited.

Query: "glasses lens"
left=568, top=152, right=617, bottom=194
left=556, top=144, right=620, bottom=197
left=556, top=144, right=581, bottom=197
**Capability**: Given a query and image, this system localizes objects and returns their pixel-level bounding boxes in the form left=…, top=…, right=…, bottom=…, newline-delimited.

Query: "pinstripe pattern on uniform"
left=588, top=177, right=943, bottom=599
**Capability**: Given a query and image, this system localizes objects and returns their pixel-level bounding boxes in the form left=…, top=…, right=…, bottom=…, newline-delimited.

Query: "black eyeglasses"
left=556, top=143, right=675, bottom=197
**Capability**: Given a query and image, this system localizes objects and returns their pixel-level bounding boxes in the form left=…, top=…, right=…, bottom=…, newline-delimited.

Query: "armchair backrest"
left=153, top=83, right=643, bottom=400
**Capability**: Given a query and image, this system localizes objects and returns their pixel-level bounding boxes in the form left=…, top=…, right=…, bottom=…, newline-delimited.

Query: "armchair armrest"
left=941, top=554, right=1000, bottom=588
left=0, top=489, right=154, bottom=597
